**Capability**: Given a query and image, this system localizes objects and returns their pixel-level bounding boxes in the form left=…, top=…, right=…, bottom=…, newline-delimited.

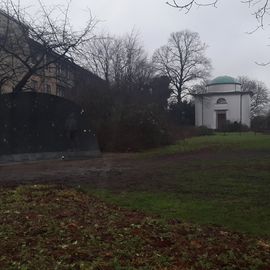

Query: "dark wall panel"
left=0, top=92, right=99, bottom=155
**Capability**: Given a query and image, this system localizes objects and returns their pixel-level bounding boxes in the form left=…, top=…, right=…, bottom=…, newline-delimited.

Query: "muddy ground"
left=0, top=149, right=269, bottom=190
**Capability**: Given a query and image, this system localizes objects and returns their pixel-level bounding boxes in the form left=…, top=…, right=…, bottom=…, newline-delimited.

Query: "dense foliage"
left=75, top=71, right=186, bottom=151
left=251, top=113, right=270, bottom=132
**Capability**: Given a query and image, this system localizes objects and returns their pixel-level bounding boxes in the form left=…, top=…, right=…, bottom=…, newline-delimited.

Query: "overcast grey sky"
left=26, top=0, right=270, bottom=87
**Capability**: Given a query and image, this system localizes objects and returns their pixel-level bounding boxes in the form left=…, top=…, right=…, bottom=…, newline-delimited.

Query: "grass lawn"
left=140, top=132, right=270, bottom=156
left=82, top=132, right=270, bottom=237
left=0, top=132, right=270, bottom=269
left=0, top=185, right=269, bottom=269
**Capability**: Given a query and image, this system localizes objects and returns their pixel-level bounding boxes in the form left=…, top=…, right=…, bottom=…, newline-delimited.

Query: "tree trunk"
left=13, top=71, right=33, bottom=93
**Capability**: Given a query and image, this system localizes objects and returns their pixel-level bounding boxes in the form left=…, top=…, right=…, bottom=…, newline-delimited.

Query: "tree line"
left=0, top=0, right=269, bottom=151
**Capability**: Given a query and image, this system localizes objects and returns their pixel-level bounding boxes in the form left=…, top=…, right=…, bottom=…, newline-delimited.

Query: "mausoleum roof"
left=207, top=76, right=241, bottom=86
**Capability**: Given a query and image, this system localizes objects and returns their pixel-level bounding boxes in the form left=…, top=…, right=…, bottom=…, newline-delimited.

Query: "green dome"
left=208, top=76, right=241, bottom=86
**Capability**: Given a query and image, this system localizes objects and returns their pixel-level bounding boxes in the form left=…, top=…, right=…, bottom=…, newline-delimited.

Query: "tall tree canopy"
left=239, top=76, right=270, bottom=117
left=82, top=31, right=152, bottom=91
left=152, top=30, right=211, bottom=104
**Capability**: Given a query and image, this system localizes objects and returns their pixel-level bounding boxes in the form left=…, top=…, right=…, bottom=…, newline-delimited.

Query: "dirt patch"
left=0, top=149, right=269, bottom=191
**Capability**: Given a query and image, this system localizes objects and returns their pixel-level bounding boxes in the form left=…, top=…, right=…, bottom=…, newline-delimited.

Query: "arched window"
left=217, top=98, right=227, bottom=104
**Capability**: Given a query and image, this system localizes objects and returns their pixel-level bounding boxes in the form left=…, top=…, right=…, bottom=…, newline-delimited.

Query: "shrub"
left=229, top=121, right=248, bottom=132
left=197, top=126, right=214, bottom=136
left=168, top=101, right=195, bottom=125
left=98, top=105, right=173, bottom=152
left=251, top=116, right=270, bottom=133
left=220, top=121, right=249, bottom=133
left=116, top=107, right=172, bottom=151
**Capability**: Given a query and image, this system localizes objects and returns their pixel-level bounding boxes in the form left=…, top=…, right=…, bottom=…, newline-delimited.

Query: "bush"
left=169, top=101, right=195, bottom=125
left=197, top=126, right=215, bottom=136
left=220, top=121, right=249, bottom=133
left=251, top=115, right=270, bottom=133
left=117, top=108, right=172, bottom=151
left=225, top=121, right=249, bottom=132
left=98, top=105, right=173, bottom=152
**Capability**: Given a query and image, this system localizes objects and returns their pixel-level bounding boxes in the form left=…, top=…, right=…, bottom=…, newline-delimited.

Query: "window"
left=56, top=85, right=65, bottom=97
left=57, top=64, right=67, bottom=77
left=48, top=64, right=55, bottom=73
left=31, top=79, right=38, bottom=91
left=217, top=98, right=227, bottom=104
left=57, top=64, right=62, bottom=75
left=45, top=84, right=51, bottom=94
left=66, top=66, right=71, bottom=79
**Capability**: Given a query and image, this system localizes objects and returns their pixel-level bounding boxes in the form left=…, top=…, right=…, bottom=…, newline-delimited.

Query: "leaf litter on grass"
left=0, top=184, right=269, bottom=270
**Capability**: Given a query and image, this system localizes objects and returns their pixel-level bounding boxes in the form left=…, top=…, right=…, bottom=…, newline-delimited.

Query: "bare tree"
left=0, top=51, right=19, bottom=91
left=81, top=34, right=114, bottom=84
left=0, top=0, right=96, bottom=93
left=166, top=0, right=218, bottom=12
left=83, top=31, right=153, bottom=90
left=239, top=76, right=270, bottom=117
left=152, top=30, right=211, bottom=104
left=120, top=32, right=153, bottom=90
left=190, top=79, right=208, bottom=94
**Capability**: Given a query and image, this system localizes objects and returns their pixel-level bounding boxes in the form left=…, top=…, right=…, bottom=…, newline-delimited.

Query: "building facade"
left=193, top=76, right=252, bottom=129
left=0, top=10, right=102, bottom=100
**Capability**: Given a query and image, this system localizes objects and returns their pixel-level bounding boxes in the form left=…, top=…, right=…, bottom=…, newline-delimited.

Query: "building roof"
left=207, top=76, right=241, bottom=86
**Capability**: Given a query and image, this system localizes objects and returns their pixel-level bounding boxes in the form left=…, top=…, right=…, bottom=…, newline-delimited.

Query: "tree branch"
left=166, top=0, right=218, bottom=12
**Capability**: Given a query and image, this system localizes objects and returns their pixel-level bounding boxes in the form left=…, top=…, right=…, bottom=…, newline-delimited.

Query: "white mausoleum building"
left=193, top=76, right=252, bottom=129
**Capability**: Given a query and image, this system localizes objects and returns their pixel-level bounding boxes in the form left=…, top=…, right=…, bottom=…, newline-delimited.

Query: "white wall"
left=195, top=93, right=251, bottom=129
left=195, top=95, right=216, bottom=128
left=241, top=94, right=251, bottom=127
